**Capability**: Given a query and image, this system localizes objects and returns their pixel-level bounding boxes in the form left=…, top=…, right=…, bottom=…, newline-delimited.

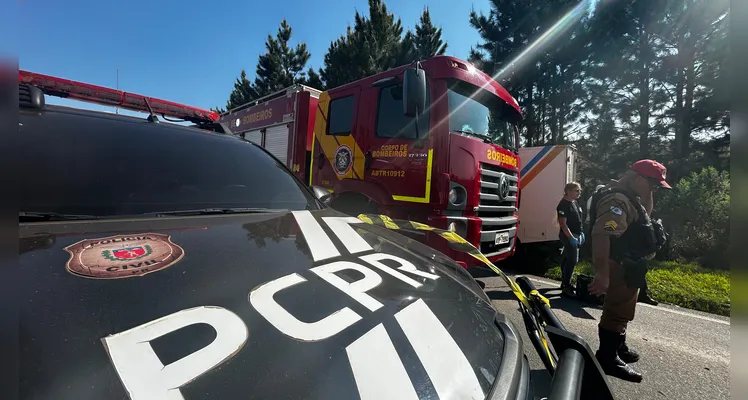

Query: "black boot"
left=618, top=332, right=640, bottom=363
left=638, top=292, right=658, bottom=305
left=595, top=327, right=643, bottom=383
left=638, top=281, right=658, bottom=305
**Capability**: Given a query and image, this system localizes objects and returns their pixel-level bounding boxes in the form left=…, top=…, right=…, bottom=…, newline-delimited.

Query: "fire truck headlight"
left=448, top=186, right=466, bottom=207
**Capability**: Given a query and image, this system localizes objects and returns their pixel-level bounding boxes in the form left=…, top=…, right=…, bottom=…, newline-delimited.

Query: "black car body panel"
left=19, top=208, right=529, bottom=400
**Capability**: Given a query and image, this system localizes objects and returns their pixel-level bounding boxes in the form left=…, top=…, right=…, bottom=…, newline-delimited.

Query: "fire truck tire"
left=329, top=193, right=378, bottom=218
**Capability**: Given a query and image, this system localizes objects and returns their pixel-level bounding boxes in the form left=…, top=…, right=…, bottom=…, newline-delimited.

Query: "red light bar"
left=18, top=70, right=219, bottom=124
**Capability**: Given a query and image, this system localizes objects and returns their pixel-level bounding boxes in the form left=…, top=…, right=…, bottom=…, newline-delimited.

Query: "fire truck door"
left=310, top=87, right=363, bottom=190
left=365, top=83, right=434, bottom=204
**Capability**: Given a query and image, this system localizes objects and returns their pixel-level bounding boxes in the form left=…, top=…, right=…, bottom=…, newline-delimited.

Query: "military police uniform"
left=591, top=182, right=644, bottom=333
left=588, top=160, right=670, bottom=383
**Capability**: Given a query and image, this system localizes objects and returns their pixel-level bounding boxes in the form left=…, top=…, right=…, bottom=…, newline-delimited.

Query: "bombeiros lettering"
left=100, top=212, right=486, bottom=400
left=486, top=148, right=518, bottom=167
left=241, top=107, right=273, bottom=125
left=372, top=144, right=408, bottom=158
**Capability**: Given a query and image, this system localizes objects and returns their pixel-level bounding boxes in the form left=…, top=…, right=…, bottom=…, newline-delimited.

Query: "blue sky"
left=6, top=0, right=495, bottom=116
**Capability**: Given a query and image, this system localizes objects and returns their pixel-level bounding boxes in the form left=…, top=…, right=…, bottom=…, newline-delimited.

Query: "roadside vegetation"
left=545, top=260, right=730, bottom=316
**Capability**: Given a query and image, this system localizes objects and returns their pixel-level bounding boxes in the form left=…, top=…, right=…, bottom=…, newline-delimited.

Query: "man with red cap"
left=586, top=159, right=671, bottom=383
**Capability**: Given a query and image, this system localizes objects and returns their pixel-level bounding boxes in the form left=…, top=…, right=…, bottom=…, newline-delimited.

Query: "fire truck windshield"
left=446, top=81, right=517, bottom=151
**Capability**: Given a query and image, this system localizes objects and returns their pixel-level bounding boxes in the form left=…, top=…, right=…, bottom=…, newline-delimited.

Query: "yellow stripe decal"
left=308, top=129, right=316, bottom=186
left=391, top=148, right=434, bottom=203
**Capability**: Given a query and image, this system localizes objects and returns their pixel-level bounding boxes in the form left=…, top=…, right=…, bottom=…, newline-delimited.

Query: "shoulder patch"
left=64, top=233, right=184, bottom=279
left=609, top=206, right=623, bottom=215
left=604, top=220, right=618, bottom=231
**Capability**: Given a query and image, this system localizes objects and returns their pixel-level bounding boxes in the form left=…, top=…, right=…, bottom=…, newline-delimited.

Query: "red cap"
left=630, top=159, right=671, bottom=189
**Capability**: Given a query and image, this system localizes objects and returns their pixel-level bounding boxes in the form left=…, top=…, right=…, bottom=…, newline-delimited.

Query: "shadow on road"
left=472, top=265, right=600, bottom=321
left=541, top=288, right=599, bottom=321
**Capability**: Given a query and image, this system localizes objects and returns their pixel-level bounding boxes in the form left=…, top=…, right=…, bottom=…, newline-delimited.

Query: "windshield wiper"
left=144, top=208, right=290, bottom=217
left=452, top=129, right=493, bottom=143
left=19, top=211, right=101, bottom=221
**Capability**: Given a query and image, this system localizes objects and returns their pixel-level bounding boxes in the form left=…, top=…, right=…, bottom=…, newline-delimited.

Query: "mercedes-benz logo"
left=497, top=174, right=510, bottom=201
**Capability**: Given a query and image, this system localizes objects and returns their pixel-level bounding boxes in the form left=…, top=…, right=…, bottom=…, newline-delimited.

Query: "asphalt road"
left=472, top=269, right=731, bottom=400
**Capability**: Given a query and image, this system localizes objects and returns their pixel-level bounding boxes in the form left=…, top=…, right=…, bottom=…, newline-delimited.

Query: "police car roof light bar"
left=18, top=70, right=220, bottom=124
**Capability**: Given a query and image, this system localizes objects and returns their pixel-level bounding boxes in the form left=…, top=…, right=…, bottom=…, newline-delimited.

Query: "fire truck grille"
left=476, top=162, right=519, bottom=257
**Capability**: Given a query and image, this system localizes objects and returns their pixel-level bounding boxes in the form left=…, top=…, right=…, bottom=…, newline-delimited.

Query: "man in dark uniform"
left=587, top=159, right=671, bottom=383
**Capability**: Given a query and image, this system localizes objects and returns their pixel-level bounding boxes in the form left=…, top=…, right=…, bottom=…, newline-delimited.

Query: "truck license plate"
left=495, top=232, right=510, bottom=245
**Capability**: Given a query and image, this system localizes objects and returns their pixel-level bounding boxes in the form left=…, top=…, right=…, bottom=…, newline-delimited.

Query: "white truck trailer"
left=512, top=145, right=578, bottom=268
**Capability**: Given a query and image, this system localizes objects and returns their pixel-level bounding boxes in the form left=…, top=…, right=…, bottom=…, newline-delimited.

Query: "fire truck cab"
left=221, top=56, right=524, bottom=268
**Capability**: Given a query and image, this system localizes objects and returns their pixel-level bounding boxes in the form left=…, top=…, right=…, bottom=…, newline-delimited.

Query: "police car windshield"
left=19, top=111, right=318, bottom=217
left=447, top=80, right=517, bottom=151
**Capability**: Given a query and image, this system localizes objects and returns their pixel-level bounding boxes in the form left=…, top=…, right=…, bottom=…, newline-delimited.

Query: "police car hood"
left=18, top=208, right=514, bottom=400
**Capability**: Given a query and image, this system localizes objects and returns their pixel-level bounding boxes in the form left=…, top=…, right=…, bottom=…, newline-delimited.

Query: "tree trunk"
left=682, top=53, right=696, bottom=156
left=638, top=21, right=650, bottom=159
left=526, top=83, right=535, bottom=146
left=549, top=65, right=558, bottom=145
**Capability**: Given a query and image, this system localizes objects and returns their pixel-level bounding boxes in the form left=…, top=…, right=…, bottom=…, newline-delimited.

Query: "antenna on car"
left=142, top=97, right=159, bottom=123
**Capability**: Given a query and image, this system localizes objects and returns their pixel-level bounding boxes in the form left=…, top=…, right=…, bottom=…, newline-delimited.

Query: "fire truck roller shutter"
left=265, top=124, right=290, bottom=165
left=245, top=129, right=263, bottom=145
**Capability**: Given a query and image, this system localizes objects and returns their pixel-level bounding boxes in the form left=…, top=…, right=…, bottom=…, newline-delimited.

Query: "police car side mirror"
left=310, top=185, right=332, bottom=205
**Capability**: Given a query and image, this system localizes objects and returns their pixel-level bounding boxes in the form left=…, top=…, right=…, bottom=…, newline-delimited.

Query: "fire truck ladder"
left=18, top=70, right=220, bottom=125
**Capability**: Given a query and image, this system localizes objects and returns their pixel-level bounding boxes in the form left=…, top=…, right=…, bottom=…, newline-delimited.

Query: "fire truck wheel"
left=330, top=193, right=378, bottom=218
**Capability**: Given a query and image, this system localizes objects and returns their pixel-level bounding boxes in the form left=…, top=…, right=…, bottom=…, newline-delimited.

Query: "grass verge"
left=544, top=260, right=730, bottom=316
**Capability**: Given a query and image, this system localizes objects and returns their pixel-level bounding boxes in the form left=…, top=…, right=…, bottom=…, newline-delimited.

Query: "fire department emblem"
left=64, top=233, right=184, bottom=279
left=333, top=145, right=353, bottom=176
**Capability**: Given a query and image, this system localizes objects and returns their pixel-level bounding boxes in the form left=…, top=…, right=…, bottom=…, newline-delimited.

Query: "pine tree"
left=410, top=7, right=448, bottom=61
left=469, top=0, right=589, bottom=146
left=655, top=0, right=730, bottom=181
left=320, top=0, right=409, bottom=88
left=217, top=19, right=315, bottom=111
left=224, top=69, right=258, bottom=111
left=254, top=19, right=312, bottom=97
left=298, top=67, right=325, bottom=90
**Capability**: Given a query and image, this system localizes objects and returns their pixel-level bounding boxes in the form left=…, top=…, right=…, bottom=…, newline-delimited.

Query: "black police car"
left=17, top=72, right=613, bottom=400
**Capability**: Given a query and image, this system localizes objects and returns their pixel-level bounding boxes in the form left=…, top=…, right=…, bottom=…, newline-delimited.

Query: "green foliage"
left=220, top=19, right=313, bottom=110
left=655, top=167, right=730, bottom=269
left=254, top=19, right=312, bottom=97
left=224, top=69, right=257, bottom=111
left=468, top=0, right=591, bottom=146
left=408, top=7, right=448, bottom=61
left=300, top=67, right=324, bottom=90
left=317, top=1, right=449, bottom=89
left=544, top=260, right=730, bottom=316
left=320, top=0, right=410, bottom=89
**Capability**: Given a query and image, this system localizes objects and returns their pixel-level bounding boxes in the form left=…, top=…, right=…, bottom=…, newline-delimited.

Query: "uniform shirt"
left=591, top=180, right=657, bottom=260
left=557, top=198, right=583, bottom=235
left=591, top=180, right=640, bottom=238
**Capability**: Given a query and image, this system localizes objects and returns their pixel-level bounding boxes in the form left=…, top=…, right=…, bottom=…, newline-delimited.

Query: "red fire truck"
left=218, top=56, right=523, bottom=268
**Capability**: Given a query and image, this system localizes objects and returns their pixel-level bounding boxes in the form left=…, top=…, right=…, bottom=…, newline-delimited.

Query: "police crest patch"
left=64, top=233, right=184, bottom=279
left=610, top=206, right=623, bottom=215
